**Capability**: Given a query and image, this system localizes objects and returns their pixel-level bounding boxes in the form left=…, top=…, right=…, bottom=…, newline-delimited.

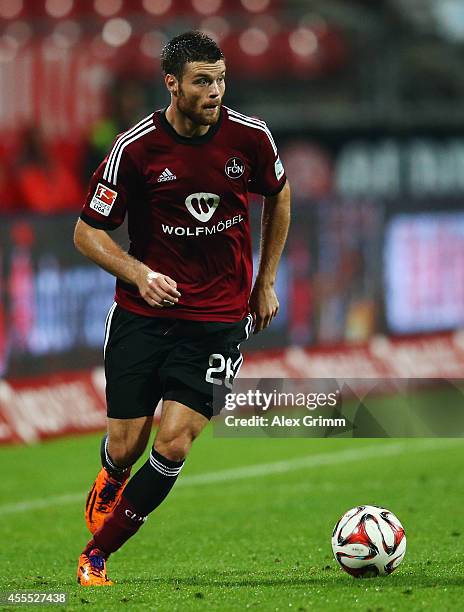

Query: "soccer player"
left=74, top=31, right=290, bottom=586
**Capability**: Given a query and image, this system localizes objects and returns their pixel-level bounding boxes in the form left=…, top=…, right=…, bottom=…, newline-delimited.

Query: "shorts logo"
left=185, top=192, right=220, bottom=222
left=90, top=183, right=118, bottom=216
left=225, top=157, right=245, bottom=179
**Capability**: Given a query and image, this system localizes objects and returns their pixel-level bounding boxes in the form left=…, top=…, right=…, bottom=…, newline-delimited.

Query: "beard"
left=177, top=88, right=220, bottom=126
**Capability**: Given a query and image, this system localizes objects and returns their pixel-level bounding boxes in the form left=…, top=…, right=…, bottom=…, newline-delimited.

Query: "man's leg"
left=78, top=401, right=208, bottom=585
left=85, top=416, right=153, bottom=534
left=78, top=416, right=154, bottom=587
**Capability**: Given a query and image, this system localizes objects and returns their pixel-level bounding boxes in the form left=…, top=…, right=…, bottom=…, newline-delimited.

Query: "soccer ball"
left=331, top=505, right=406, bottom=577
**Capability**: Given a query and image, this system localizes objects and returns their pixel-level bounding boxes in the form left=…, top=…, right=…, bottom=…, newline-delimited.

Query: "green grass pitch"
left=0, top=415, right=463, bottom=611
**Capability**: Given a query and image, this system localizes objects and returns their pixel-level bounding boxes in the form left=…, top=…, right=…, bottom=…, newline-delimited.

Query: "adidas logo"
left=157, top=168, right=177, bottom=182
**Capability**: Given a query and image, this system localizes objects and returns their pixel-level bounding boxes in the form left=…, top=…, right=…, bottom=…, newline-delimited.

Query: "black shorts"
left=103, top=304, right=253, bottom=420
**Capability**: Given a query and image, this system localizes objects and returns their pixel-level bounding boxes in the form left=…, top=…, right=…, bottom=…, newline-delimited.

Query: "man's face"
left=172, top=60, right=226, bottom=126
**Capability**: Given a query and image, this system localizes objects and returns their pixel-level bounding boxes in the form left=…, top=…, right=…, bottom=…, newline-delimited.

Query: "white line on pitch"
left=178, top=439, right=460, bottom=486
left=0, top=439, right=460, bottom=516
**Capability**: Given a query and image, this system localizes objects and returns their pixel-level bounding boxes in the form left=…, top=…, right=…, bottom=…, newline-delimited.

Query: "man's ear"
left=165, top=74, right=178, bottom=97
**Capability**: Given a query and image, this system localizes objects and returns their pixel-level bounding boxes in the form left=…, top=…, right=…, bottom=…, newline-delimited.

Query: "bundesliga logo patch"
left=90, top=183, right=118, bottom=216
left=274, top=157, right=284, bottom=180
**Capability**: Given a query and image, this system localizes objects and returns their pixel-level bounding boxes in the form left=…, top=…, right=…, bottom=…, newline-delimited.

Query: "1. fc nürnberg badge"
left=225, top=157, right=245, bottom=179
left=90, top=183, right=118, bottom=216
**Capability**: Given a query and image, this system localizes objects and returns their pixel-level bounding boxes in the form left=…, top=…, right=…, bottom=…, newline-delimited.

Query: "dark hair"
left=161, top=31, right=224, bottom=78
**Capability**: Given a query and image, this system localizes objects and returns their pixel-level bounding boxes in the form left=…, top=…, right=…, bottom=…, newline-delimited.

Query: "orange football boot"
left=85, top=467, right=129, bottom=534
left=77, top=548, right=113, bottom=586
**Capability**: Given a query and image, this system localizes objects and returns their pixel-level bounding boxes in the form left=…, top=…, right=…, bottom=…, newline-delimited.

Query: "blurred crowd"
left=0, top=76, right=151, bottom=214
left=1, top=126, right=83, bottom=214
left=0, top=0, right=351, bottom=215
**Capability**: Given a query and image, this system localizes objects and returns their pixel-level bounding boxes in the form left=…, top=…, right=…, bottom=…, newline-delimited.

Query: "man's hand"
left=249, top=282, right=279, bottom=333
left=137, top=268, right=181, bottom=308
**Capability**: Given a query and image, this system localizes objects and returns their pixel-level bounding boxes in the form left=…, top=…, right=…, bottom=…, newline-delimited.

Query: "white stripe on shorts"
left=103, top=302, right=117, bottom=359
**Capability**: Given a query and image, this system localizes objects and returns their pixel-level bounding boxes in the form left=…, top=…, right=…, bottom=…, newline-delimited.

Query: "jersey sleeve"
left=247, top=123, right=287, bottom=197
left=80, top=142, right=139, bottom=231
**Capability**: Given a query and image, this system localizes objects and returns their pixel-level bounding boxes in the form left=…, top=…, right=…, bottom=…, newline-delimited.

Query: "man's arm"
left=73, top=218, right=180, bottom=308
left=249, top=180, right=291, bottom=333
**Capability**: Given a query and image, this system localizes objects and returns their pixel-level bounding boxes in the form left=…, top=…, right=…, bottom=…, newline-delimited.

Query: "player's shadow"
left=133, top=573, right=315, bottom=588
left=132, top=570, right=464, bottom=589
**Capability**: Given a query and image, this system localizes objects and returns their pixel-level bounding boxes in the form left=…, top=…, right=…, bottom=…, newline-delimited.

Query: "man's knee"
left=154, top=432, right=193, bottom=462
left=106, top=416, right=152, bottom=467
left=107, top=436, right=146, bottom=467
left=154, top=401, right=209, bottom=461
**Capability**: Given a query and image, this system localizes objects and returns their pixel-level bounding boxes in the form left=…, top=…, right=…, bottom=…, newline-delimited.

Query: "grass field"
left=1, top=421, right=463, bottom=611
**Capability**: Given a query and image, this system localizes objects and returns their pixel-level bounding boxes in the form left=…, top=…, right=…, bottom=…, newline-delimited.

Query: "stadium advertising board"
left=1, top=330, right=464, bottom=444
left=384, top=212, right=464, bottom=333
left=0, top=204, right=383, bottom=378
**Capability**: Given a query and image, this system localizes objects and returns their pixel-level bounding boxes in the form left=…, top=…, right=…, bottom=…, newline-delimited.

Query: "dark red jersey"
left=80, top=106, right=287, bottom=322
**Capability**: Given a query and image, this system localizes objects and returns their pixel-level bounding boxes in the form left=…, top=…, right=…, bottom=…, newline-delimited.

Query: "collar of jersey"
left=158, top=107, right=223, bottom=145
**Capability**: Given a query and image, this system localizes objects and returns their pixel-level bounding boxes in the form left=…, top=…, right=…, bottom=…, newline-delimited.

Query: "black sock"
left=122, top=449, right=184, bottom=516
left=100, top=434, right=130, bottom=481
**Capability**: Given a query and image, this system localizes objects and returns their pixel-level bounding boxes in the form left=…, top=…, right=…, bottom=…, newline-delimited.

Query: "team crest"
left=90, top=183, right=118, bottom=216
left=225, top=157, right=245, bottom=179
left=185, top=192, right=220, bottom=222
